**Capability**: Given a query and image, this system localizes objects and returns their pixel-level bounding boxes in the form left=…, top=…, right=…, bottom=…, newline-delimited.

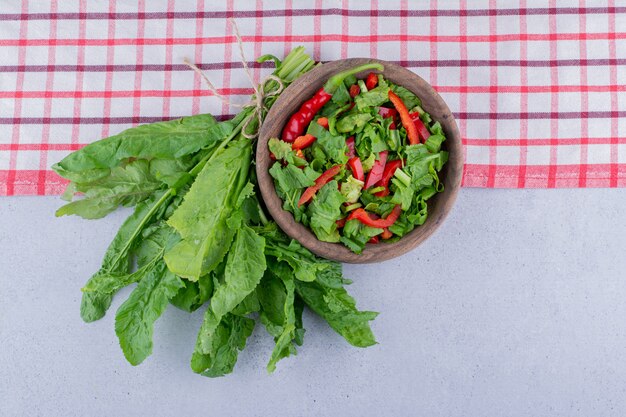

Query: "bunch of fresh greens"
left=53, top=47, right=377, bottom=377
left=270, top=72, right=448, bottom=254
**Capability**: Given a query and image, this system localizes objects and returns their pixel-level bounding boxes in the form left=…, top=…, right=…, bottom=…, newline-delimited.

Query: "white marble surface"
left=2, top=189, right=626, bottom=417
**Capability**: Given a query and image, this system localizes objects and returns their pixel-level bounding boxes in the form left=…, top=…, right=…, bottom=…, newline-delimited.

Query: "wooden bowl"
left=257, top=58, right=463, bottom=263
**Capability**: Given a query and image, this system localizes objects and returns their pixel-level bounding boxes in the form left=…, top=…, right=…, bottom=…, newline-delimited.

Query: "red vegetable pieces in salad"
left=364, top=150, right=388, bottom=189
left=375, top=159, right=403, bottom=197
left=410, top=112, right=431, bottom=143
left=346, top=136, right=356, bottom=158
left=349, top=84, right=360, bottom=98
left=348, top=205, right=402, bottom=228
left=365, top=72, right=378, bottom=90
left=388, top=90, right=420, bottom=145
left=298, top=164, right=343, bottom=207
left=281, top=63, right=384, bottom=142
left=292, top=134, right=317, bottom=150
left=347, top=157, right=365, bottom=181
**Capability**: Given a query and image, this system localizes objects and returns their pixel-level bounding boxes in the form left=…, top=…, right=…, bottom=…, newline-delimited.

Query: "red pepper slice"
left=389, top=122, right=396, bottom=130
left=347, top=157, right=364, bottom=181
left=365, top=73, right=378, bottom=90
left=345, top=136, right=356, bottom=158
left=292, top=134, right=317, bottom=150
left=388, top=90, right=419, bottom=145
left=349, top=84, right=360, bottom=98
left=347, top=205, right=402, bottom=229
left=409, top=112, right=431, bottom=143
left=282, top=63, right=384, bottom=142
left=336, top=217, right=347, bottom=228
left=375, top=159, right=403, bottom=197
left=297, top=164, right=342, bottom=207
left=316, top=117, right=329, bottom=129
left=381, top=228, right=393, bottom=240
left=378, top=107, right=397, bottom=119
left=364, top=150, right=388, bottom=189
left=368, top=236, right=380, bottom=244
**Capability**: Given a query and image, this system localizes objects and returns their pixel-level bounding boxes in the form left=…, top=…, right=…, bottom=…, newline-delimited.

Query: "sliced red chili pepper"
left=292, top=134, right=317, bottom=150
left=297, top=164, right=342, bottom=207
left=388, top=90, right=419, bottom=145
left=365, top=72, right=379, bottom=90
left=375, top=159, right=403, bottom=197
left=349, top=84, right=360, bottom=98
left=364, top=150, right=388, bottom=189
left=316, top=117, right=329, bottom=129
left=368, top=236, right=380, bottom=244
left=409, top=112, right=431, bottom=143
left=347, top=157, right=364, bottom=181
left=381, top=228, right=393, bottom=240
left=282, top=63, right=384, bottom=142
left=345, top=136, right=356, bottom=158
left=336, top=217, right=347, bottom=228
left=347, top=205, right=402, bottom=229
left=378, top=106, right=397, bottom=119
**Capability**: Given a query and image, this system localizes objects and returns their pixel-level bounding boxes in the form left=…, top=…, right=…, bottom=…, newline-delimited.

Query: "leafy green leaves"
left=307, top=180, right=345, bottom=243
left=56, top=160, right=162, bottom=219
left=307, top=121, right=349, bottom=166
left=57, top=50, right=381, bottom=378
left=269, top=162, right=315, bottom=193
left=340, top=219, right=383, bottom=254
left=210, top=226, right=267, bottom=317
left=336, top=113, right=373, bottom=134
left=79, top=193, right=171, bottom=322
left=296, top=279, right=377, bottom=348
left=257, top=264, right=300, bottom=372
left=190, top=311, right=256, bottom=377
left=268, top=137, right=307, bottom=166
left=189, top=225, right=266, bottom=377
left=355, top=85, right=390, bottom=110
left=52, top=113, right=224, bottom=183
left=340, top=175, right=364, bottom=204
left=115, top=260, right=184, bottom=365
left=165, top=140, right=252, bottom=280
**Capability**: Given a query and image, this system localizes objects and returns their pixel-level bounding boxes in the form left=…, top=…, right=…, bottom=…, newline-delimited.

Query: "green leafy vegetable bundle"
left=270, top=70, right=448, bottom=254
left=53, top=47, right=377, bottom=377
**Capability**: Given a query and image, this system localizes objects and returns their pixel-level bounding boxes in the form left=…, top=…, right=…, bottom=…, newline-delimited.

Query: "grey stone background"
left=2, top=189, right=625, bottom=416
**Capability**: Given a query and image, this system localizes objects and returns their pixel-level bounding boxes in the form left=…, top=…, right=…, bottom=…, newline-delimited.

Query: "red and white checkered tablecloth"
left=1, top=1, right=625, bottom=195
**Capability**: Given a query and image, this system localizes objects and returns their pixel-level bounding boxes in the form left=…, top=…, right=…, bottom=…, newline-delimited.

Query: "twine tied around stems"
left=184, top=18, right=284, bottom=139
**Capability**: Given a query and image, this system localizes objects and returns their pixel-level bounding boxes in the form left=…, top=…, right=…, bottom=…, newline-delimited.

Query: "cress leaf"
left=210, top=225, right=267, bottom=318
left=164, top=139, right=252, bottom=280
left=269, top=162, right=316, bottom=193
left=296, top=280, right=378, bottom=348
left=169, top=275, right=214, bottom=313
left=79, top=192, right=170, bottom=322
left=258, top=262, right=299, bottom=372
left=114, top=260, right=184, bottom=365
left=190, top=311, right=255, bottom=377
left=55, top=160, right=162, bottom=219
left=389, top=83, right=421, bottom=109
left=53, top=113, right=225, bottom=184
left=307, top=180, right=345, bottom=243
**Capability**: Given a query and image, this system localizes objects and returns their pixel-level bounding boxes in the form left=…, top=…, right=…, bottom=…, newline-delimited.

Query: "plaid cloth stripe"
left=0, top=1, right=625, bottom=195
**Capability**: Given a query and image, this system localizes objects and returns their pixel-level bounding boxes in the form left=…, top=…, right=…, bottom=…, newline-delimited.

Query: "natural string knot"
left=184, top=18, right=285, bottom=139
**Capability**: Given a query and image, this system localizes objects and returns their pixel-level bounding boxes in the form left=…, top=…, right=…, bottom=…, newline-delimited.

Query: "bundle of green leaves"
left=53, top=47, right=377, bottom=377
